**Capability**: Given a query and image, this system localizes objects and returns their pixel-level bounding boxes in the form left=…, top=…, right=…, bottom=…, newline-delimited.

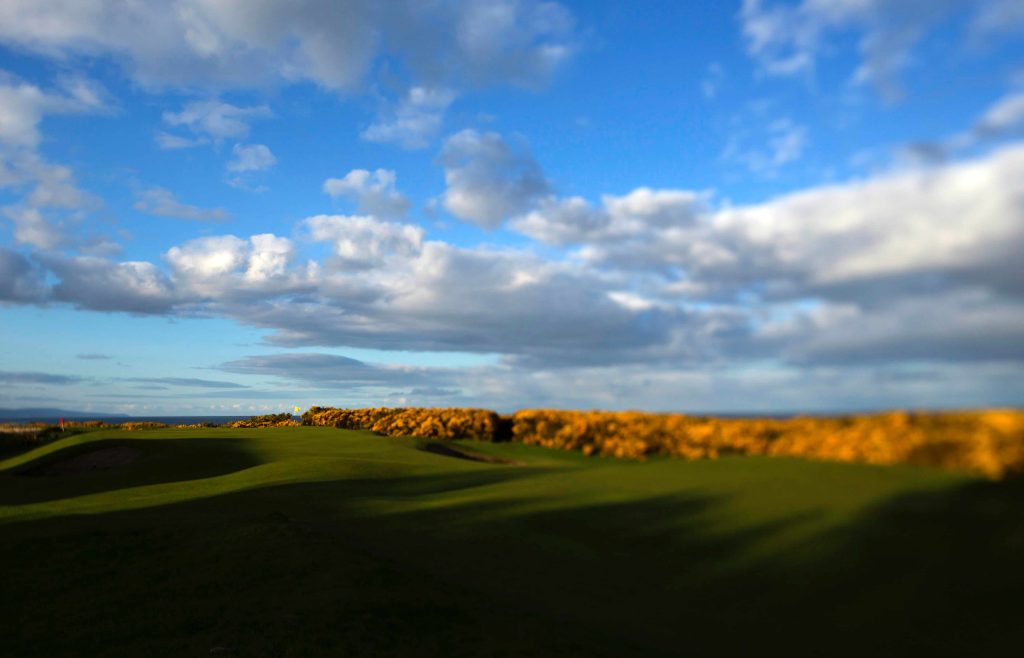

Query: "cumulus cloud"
left=227, top=143, right=276, bottom=172
left=707, top=144, right=1024, bottom=298
left=439, top=129, right=550, bottom=227
left=305, top=214, right=423, bottom=268
left=0, top=247, right=47, bottom=302
left=234, top=233, right=690, bottom=368
left=323, top=169, right=410, bottom=219
left=7, top=140, right=1022, bottom=402
left=165, top=233, right=308, bottom=298
left=134, top=187, right=230, bottom=222
left=0, top=0, right=577, bottom=92
left=518, top=142, right=1024, bottom=307
left=361, top=87, right=456, bottom=150
left=513, top=188, right=707, bottom=246
left=44, top=255, right=177, bottom=314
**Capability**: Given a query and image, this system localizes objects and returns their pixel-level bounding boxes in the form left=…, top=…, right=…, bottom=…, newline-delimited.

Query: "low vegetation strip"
left=512, top=409, right=1024, bottom=478
left=303, top=407, right=501, bottom=442
left=304, top=406, right=1024, bottom=479
left=227, top=413, right=298, bottom=428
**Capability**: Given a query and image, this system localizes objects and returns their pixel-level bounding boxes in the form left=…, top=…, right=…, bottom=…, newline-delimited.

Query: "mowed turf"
left=1, top=427, right=1022, bottom=657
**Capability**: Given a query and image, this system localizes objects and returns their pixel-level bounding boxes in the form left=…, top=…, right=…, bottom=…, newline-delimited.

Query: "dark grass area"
left=0, top=427, right=75, bottom=459
left=1, top=427, right=1022, bottom=657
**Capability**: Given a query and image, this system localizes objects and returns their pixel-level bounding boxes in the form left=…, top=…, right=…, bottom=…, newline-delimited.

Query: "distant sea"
left=0, top=415, right=259, bottom=425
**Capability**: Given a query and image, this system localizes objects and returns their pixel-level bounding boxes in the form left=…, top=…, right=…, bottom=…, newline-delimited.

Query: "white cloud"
left=0, top=0, right=577, bottom=92
left=162, top=99, right=271, bottom=140
left=361, top=87, right=456, bottom=150
left=0, top=78, right=50, bottom=148
left=513, top=188, right=707, bottom=246
left=323, top=169, right=410, bottom=220
left=133, top=187, right=229, bottom=222
left=166, top=235, right=248, bottom=282
left=226, top=143, right=276, bottom=172
left=3, top=206, right=66, bottom=249
left=518, top=142, right=1024, bottom=308
left=24, top=160, right=99, bottom=210
left=439, top=129, right=550, bottom=228
left=245, top=234, right=296, bottom=283
left=154, top=131, right=207, bottom=150
left=305, top=214, right=424, bottom=268
left=452, top=0, right=577, bottom=86
left=165, top=233, right=307, bottom=298
left=0, top=72, right=108, bottom=148
left=4, top=137, right=1022, bottom=405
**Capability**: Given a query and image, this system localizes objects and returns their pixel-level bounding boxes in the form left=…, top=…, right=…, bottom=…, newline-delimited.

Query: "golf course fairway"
left=2, top=426, right=1022, bottom=656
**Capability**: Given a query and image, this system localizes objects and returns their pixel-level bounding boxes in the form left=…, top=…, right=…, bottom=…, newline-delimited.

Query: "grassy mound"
left=1, top=426, right=1022, bottom=656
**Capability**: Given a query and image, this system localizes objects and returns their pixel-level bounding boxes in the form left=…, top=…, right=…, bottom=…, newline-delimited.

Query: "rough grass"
left=1, top=426, right=1022, bottom=657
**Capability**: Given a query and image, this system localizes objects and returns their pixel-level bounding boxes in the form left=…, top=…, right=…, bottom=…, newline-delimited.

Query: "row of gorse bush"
left=302, top=406, right=1024, bottom=479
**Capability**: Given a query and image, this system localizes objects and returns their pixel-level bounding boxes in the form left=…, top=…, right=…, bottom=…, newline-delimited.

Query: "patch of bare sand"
left=23, top=446, right=143, bottom=476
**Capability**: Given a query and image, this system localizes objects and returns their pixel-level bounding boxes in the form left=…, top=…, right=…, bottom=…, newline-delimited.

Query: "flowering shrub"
left=510, top=409, right=1024, bottom=478
left=302, top=406, right=1024, bottom=478
left=304, top=407, right=500, bottom=442
left=229, top=413, right=298, bottom=428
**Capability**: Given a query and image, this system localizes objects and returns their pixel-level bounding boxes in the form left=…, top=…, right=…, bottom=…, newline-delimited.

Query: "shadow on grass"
left=0, top=437, right=263, bottom=505
left=418, top=439, right=519, bottom=464
left=0, top=464, right=1022, bottom=657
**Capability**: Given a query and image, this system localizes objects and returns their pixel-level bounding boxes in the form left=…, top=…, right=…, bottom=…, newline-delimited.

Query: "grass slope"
left=1, top=427, right=1022, bottom=657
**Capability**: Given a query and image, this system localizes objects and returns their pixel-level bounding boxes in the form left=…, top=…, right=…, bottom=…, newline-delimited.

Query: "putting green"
left=1, top=427, right=1021, bottom=657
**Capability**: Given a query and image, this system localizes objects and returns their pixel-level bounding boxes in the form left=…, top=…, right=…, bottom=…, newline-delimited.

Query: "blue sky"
left=1, top=0, right=1023, bottom=416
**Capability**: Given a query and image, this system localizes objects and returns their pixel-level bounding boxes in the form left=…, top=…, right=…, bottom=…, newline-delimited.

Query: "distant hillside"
left=0, top=408, right=129, bottom=421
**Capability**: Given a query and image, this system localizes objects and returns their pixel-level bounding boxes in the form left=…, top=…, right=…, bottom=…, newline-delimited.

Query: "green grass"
left=1, top=426, right=1022, bottom=657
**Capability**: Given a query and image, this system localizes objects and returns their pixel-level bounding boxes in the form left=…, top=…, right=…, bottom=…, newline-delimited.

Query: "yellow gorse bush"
left=511, top=409, right=1024, bottom=479
left=302, top=406, right=1024, bottom=478
left=229, top=413, right=299, bottom=428
left=304, top=407, right=500, bottom=442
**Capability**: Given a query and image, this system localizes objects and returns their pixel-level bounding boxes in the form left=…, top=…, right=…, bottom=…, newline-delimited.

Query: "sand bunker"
left=23, top=446, right=143, bottom=476
left=420, top=441, right=516, bottom=464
